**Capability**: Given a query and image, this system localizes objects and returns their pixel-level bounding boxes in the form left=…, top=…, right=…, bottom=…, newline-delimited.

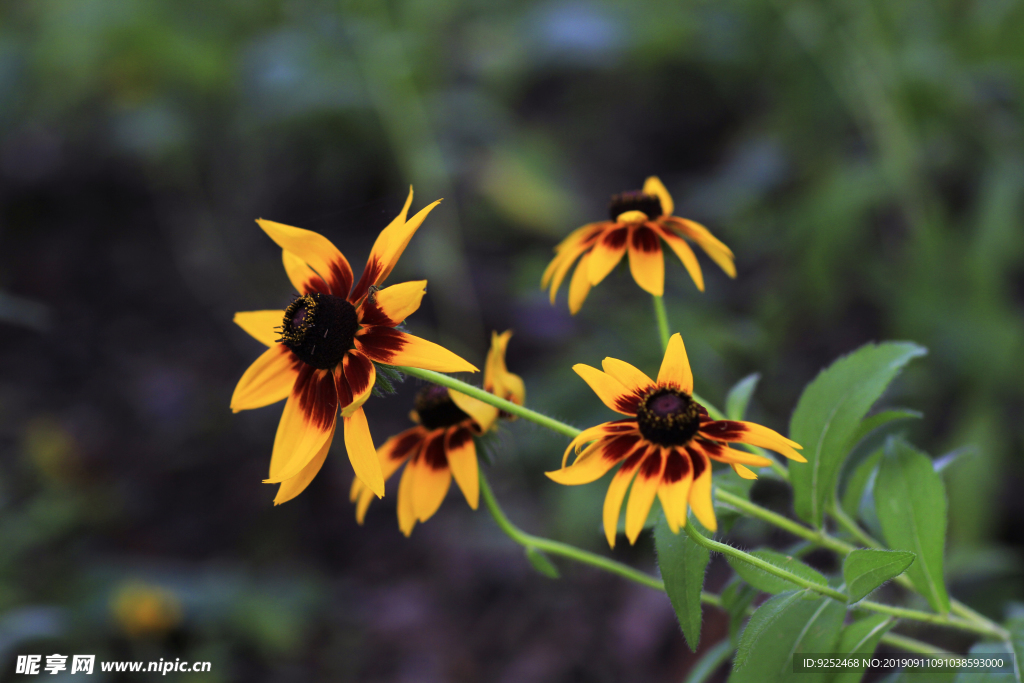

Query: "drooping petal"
left=412, top=431, right=452, bottom=522
left=657, top=333, right=694, bottom=394
left=351, top=477, right=376, bottom=524
left=343, top=406, right=384, bottom=498
left=282, top=250, right=330, bottom=295
left=256, top=219, right=353, bottom=297
left=377, top=427, right=427, bottom=482
left=657, top=449, right=694, bottom=533
left=273, top=424, right=334, bottom=505
left=448, top=389, right=499, bottom=433
left=396, top=459, right=418, bottom=536
left=732, top=463, right=758, bottom=479
left=265, top=367, right=338, bottom=484
left=339, top=350, right=376, bottom=418
left=483, top=330, right=525, bottom=406
left=445, top=426, right=479, bottom=509
left=654, top=225, right=705, bottom=292
left=685, top=446, right=717, bottom=531
left=547, top=433, right=643, bottom=485
left=561, top=419, right=638, bottom=466
left=627, top=226, right=664, bottom=296
left=351, top=190, right=441, bottom=301
left=587, top=227, right=629, bottom=286
left=625, top=449, right=665, bottom=545
left=231, top=345, right=299, bottom=412
left=357, top=280, right=426, bottom=327
left=601, top=357, right=655, bottom=397
left=642, top=176, right=674, bottom=216
left=603, top=448, right=647, bottom=548
left=696, top=420, right=805, bottom=462
left=573, top=364, right=643, bottom=415
left=355, top=327, right=478, bottom=373
left=233, top=310, right=285, bottom=347
left=697, top=438, right=774, bottom=467
left=567, top=251, right=594, bottom=314
left=669, top=217, right=735, bottom=278
left=544, top=242, right=591, bottom=304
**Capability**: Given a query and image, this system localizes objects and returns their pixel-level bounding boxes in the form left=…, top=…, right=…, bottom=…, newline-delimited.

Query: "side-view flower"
left=541, top=176, right=736, bottom=313
left=351, top=331, right=525, bottom=535
left=546, top=333, right=805, bottom=547
left=230, top=189, right=477, bottom=504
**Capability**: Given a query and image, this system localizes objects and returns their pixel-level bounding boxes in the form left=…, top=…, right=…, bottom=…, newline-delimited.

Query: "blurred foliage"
left=1, top=0, right=1022, bottom=680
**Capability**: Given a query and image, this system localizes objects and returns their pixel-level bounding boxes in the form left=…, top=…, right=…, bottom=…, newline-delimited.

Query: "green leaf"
left=524, top=547, right=559, bottom=579
left=654, top=515, right=710, bottom=651
left=848, top=410, right=922, bottom=454
left=721, top=579, right=758, bottom=648
left=789, top=342, right=927, bottom=528
left=874, top=438, right=951, bottom=614
left=840, top=448, right=884, bottom=519
left=730, top=590, right=845, bottom=683
left=953, top=640, right=1016, bottom=683
left=726, top=549, right=828, bottom=595
left=843, top=549, right=915, bottom=603
left=726, top=373, right=761, bottom=420
left=831, top=614, right=895, bottom=683
left=1006, top=603, right=1024, bottom=683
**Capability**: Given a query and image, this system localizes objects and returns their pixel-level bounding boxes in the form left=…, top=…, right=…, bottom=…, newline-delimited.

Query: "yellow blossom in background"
left=111, top=581, right=182, bottom=638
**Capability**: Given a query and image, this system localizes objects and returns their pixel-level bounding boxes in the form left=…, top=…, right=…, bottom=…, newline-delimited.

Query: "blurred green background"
left=1, top=0, right=1022, bottom=680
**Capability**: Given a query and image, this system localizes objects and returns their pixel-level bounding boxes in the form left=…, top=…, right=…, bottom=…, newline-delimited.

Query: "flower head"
left=541, top=176, right=736, bottom=313
left=231, top=188, right=477, bottom=504
left=546, top=334, right=804, bottom=547
left=110, top=581, right=182, bottom=639
left=351, top=331, right=524, bottom=535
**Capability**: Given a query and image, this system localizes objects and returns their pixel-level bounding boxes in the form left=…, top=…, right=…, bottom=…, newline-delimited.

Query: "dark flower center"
left=608, top=191, right=663, bottom=221
left=636, top=387, right=701, bottom=446
left=414, top=384, right=470, bottom=430
left=278, top=293, right=359, bottom=370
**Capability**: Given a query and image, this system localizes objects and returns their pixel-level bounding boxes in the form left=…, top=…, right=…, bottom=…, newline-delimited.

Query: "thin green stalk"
left=400, top=366, right=582, bottom=439
left=652, top=294, right=671, bottom=351
left=682, top=524, right=1006, bottom=639
left=683, top=640, right=733, bottom=683
left=716, top=489, right=854, bottom=555
left=880, top=633, right=949, bottom=656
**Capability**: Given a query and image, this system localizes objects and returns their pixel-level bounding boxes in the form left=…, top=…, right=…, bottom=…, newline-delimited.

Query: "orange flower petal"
left=573, top=364, right=643, bottom=415
left=601, top=357, right=655, bottom=397
left=627, top=226, right=664, bottom=296
left=233, top=310, right=285, bottom=347
left=732, top=463, right=758, bottom=479
left=265, top=370, right=337, bottom=484
left=697, top=420, right=804, bottom=462
left=657, top=449, right=694, bottom=533
left=343, top=406, right=384, bottom=498
left=655, top=225, right=705, bottom=292
left=412, top=432, right=452, bottom=522
left=568, top=250, right=594, bottom=314
left=448, top=389, right=499, bottom=433
left=273, top=424, right=334, bottom=505
left=396, top=458, right=418, bottom=536
left=231, top=345, right=298, bottom=412
left=339, top=350, right=375, bottom=418
left=445, top=426, right=479, bottom=509
left=625, top=449, right=665, bottom=544
left=587, top=227, right=628, bottom=286
left=657, top=333, right=694, bottom=394
left=256, top=218, right=352, bottom=296
left=671, top=217, right=735, bottom=278
left=357, top=280, right=426, bottom=327
left=602, top=449, right=646, bottom=548
left=483, top=330, right=525, bottom=406
left=356, top=328, right=478, bottom=373
left=282, top=250, right=329, bottom=295
left=642, top=176, right=674, bottom=216
left=686, top=446, right=717, bottom=531
left=547, top=432, right=643, bottom=486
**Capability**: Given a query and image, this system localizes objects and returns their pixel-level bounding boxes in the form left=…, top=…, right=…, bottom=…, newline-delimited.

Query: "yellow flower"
left=546, top=334, right=804, bottom=547
left=111, top=581, right=182, bottom=638
left=351, top=331, right=524, bottom=535
left=541, top=176, right=736, bottom=313
left=231, top=189, right=478, bottom=504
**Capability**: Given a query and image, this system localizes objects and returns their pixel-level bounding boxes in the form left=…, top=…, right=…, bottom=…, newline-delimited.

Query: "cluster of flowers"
left=231, top=179, right=804, bottom=546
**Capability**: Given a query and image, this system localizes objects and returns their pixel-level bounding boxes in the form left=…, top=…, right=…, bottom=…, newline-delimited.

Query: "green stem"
left=400, top=366, right=582, bottom=439
left=881, top=632, right=949, bottom=656
left=682, top=524, right=1006, bottom=639
left=652, top=294, right=671, bottom=351
left=716, top=489, right=853, bottom=555
left=683, top=640, right=733, bottom=683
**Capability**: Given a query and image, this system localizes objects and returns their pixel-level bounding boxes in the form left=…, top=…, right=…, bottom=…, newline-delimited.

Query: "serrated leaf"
left=726, top=549, right=828, bottom=595
left=843, top=549, right=915, bottom=603
left=730, top=590, right=845, bottom=683
left=726, top=373, right=761, bottom=421
left=525, top=547, right=559, bottom=579
left=831, top=615, right=895, bottom=683
left=721, top=579, right=758, bottom=648
left=655, top=515, right=710, bottom=651
left=789, top=342, right=927, bottom=528
left=875, top=438, right=951, bottom=614
left=841, top=448, right=884, bottom=519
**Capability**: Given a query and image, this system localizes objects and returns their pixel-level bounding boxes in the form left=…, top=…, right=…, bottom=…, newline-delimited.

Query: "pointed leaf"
left=843, top=549, right=915, bottom=603
left=525, top=547, right=559, bottom=579
left=848, top=409, right=922, bottom=453
left=726, top=373, right=761, bottom=421
left=875, top=438, right=951, bottom=614
left=790, top=342, right=927, bottom=528
left=730, top=590, right=845, bottom=683
left=721, top=579, right=758, bottom=648
left=726, top=549, right=827, bottom=595
left=841, top=448, right=884, bottom=519
left=655, top=515, right=710, bottom=651
left=831, top=615, right=895, bottom=683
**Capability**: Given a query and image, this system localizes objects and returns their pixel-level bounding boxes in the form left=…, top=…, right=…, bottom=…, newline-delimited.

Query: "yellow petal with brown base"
left=411, top=434, right=452, bottom=522
left=627, top=227, right=664, bottom=296
left=656, top=227, right=705, bottom=292
left=687, top=449, right=717, bottom=532
left=265, top=386, right=336, bottom=484
left=625, top=450, right=665, bottom=545
left=573, top=364, right=641, bottom=415
left=256, top=219, right=352, bottom=290
left=230, top=345, right=297, bottom=412
left=603, top=461, right=641, bottom=549
left=601, top=358, right=655, bottom=397
left=445, top=427, right=479, bottom=509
